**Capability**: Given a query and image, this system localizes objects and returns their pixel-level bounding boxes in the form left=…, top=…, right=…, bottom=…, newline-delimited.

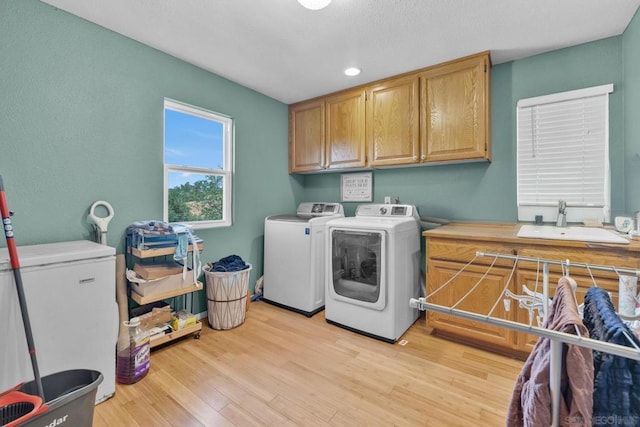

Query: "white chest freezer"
left=0, top=240, right=117, bottom=404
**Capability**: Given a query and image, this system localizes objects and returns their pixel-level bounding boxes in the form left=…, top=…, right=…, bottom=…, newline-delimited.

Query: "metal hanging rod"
left=413, top=249, right=640, bottom=427
left=411, top=297, right=640, bottom=361
left=411, top=249, right=640, bottom=360
left=476, top=251, right=640, bottom=277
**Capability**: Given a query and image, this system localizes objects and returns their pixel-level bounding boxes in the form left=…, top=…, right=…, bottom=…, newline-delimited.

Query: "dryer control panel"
left=355, top=204, right=416, bottom=218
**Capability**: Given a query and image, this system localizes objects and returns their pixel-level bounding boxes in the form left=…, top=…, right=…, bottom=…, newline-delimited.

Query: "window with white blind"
left=517, top=84, right=613, bottom=224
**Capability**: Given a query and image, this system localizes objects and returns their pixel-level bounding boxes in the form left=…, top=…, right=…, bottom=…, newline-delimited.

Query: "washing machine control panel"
left=297, top=202, right=345, bottom=217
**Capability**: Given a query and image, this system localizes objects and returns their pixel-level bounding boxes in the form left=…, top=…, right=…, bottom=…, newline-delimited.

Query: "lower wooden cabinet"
left=424, top=224, right=640, bottom=357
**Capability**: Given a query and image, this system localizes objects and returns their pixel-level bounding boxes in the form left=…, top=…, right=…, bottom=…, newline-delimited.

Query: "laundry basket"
left=204, top=264, right=251, bottom=330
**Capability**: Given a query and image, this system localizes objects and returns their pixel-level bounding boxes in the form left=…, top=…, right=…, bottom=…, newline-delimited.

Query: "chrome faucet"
left=556, top=200, right=567, bottom=227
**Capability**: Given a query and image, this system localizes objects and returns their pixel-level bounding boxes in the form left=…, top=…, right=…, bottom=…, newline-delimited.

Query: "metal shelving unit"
left=126, top=241, right=203, bottom=347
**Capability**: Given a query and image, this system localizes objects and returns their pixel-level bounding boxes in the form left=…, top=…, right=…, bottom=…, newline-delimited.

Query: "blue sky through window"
left=165, top=108, right=224, bottom=188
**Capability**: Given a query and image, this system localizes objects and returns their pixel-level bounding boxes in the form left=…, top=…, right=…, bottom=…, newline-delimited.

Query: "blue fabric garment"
left=126, top=220, right=203, bottom=251
left=169, top=223, right=202, bottom=278
left=170, top=223, right=190, bottom=260
left=583, top=287, right=640, bottom=427
left=125, top=220, right=203, bottom=280
left=211, top=255, right=249, bottom=272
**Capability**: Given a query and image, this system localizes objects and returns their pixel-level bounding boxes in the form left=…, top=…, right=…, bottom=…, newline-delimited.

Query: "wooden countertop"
left=422, top=222, right=640, bottom=253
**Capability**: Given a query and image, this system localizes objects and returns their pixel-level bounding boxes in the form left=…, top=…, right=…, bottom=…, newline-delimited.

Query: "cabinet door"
left=325, top=89, right=366, bottom=169
left=427, top=260, right=515, bottom=349
left=513, top=270, right=621, bottom=353
left=366, top=75, right=419, bottom=166
left=289, top=99, right=325, bottom=173
left=420, top=53, right=490, bottom=163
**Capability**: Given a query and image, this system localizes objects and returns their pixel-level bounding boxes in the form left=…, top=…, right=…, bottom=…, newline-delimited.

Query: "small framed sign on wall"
left=341, top=172, right=373, bottom=202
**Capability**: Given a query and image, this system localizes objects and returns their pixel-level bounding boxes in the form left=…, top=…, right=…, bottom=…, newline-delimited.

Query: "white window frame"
left=163, top=99, right=233, bottom=229
left=516, top=84, right=613, bottom=224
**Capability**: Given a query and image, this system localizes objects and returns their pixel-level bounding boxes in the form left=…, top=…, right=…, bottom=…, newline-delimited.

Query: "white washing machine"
left=264, top=202, right=344, bottom=316
left=325, top=204, right=421, bottom=342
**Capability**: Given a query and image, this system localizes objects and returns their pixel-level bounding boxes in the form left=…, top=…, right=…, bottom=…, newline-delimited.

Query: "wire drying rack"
left=410, top=251, right=640, bottom=427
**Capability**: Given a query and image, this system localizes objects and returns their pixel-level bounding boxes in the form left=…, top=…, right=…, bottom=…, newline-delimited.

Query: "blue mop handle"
left=0, top=175, right=45, bottom=400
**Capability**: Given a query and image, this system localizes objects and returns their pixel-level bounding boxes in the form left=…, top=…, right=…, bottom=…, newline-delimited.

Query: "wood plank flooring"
left=94, top=302, right=524, bottom=426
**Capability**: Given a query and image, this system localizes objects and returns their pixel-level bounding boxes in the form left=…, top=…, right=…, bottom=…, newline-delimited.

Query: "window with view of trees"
left=163, top=99, right=233, bottom=228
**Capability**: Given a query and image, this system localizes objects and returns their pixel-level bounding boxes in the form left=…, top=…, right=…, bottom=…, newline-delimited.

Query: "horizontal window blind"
left=516, top=84, right=613, bottom=223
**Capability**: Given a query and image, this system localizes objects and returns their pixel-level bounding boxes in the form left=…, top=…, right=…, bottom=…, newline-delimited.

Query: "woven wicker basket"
left=204, top=265, right=251, bottom=330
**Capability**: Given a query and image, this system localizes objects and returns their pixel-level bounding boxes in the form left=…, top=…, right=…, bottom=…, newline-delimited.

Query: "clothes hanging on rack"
left=413, top=250, right=640, bottom=426
left=583, top=287, right=640, bottom=427
left=507, top=277, right=594, bottom=427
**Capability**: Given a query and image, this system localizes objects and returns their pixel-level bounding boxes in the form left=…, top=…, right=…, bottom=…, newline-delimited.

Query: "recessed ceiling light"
left=297, top=0, right=331, bottom=10
left=344, top=67, right=361, bottom=77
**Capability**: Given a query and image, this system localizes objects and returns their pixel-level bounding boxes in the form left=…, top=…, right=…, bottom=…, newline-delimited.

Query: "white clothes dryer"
left=264, top=202, right=344, bottom=316
left=325, top=204, right=421, bottom=342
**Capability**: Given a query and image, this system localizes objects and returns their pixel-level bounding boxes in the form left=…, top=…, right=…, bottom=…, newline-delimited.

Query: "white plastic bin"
left=204, top=264, right=251, bottom=330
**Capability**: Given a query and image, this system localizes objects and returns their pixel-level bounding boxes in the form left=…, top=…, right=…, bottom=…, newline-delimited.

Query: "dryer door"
left=328, top=228, right=386, bottom=310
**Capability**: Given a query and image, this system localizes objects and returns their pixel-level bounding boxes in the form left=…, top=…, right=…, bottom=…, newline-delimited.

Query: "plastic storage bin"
left=13, top=370, right=103, bottom=427
left=204, top=264, right=251, bottom=330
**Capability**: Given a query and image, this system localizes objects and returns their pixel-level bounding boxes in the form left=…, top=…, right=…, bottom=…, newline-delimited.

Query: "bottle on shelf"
left=116, top=317, right=150, bottom=384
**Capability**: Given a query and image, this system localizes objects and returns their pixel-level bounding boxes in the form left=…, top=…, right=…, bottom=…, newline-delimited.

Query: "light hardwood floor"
left=94, top=302, right=524, bottom=426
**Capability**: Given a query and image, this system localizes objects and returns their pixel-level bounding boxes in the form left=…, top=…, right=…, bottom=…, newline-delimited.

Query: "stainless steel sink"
left=517, top=225, right=629, bottom=244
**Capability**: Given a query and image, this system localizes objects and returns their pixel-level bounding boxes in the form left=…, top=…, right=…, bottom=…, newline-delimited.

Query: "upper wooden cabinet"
left=325, top=89, right=366, bottom=170
left=288, top=51, right=491, bottom=173
left=289, top=99, right=325, bottom=173
left=424, top=223, right=640, bottom=358
left=289, top=89, right=365, bottom=173
left=366, top=75, right=419, bottom=166
left=420, top=53, right=491, bottom=163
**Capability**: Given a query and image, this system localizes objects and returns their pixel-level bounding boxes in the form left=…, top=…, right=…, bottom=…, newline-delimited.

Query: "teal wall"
left=2, top=0, right=639, bottom=314
left=304, top=36, right=628, bottom=220
left=0, top=0, right=302, bottom=311
left=623, top=8, right=640, bottom=214
left=510, top=37, right=625, bottom=217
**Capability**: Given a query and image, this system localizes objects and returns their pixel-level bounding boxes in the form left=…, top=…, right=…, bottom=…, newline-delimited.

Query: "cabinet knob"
left=421, top=154, right=426, bottom=160
left=413, top=155, right=418, bottom=161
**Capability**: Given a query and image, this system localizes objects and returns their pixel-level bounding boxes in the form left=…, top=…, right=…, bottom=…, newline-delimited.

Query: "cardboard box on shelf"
left=138, top=306, right=172, bottom=331
left=171, top=310, right=196, bottom=331
left=134, top=262, right=184, bottom=280
left=130, top=269, right=195, bottom=297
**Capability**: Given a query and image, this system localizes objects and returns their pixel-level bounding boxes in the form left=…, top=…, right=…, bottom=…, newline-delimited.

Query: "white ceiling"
left=40, top=0, right=640, bottom=104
